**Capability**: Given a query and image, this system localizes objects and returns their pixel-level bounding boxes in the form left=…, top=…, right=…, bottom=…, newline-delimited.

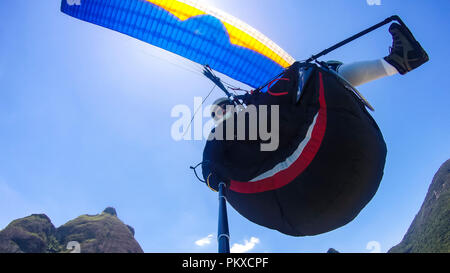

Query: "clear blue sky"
left=0, top=0, right=449, bottom=253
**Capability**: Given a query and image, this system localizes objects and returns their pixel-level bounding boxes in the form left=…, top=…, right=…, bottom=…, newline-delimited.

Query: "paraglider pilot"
left=202, top=22, right=429, bottom=237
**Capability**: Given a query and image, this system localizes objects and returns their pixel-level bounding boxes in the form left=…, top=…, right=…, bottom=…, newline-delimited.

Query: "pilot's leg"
left=337, top=59, right=398, bottom=87
left=336, top=23, right=429, bottom=87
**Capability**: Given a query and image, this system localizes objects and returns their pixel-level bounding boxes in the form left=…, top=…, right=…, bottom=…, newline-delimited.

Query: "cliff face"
left=0, top=214, right=59, bottom=253
left=389, top=159, right=450, bottom=253
left=0, top=207, right=143, bottom=253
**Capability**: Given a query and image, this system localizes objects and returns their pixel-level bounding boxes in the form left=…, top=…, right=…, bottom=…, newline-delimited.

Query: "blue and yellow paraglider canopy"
left=61, top=0, right=295, bottom=88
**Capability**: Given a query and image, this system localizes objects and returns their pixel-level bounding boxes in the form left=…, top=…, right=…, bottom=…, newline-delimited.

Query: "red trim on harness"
left=229, top=72, right=327, bottom=194
left=267, top=78, right=290, bottom=96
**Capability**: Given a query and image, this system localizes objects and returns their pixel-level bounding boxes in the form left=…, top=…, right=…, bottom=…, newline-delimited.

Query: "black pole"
left=218, top=182, right=230, bottom=253
left=306, top=15, right=403, bottom=63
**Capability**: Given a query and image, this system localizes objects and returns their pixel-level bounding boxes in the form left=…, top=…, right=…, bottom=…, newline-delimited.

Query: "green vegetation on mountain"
left=0, top=207, right=142, bottom=253
left=389, top=159, right=450, bottom=253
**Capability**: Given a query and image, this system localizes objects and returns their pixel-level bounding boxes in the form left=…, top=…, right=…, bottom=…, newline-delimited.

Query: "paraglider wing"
left=61, top=0, right=295, bottom=88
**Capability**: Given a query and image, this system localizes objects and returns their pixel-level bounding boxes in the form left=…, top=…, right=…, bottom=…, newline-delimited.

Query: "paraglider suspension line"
left=203, top=65, right=248, bottom=106
left=182, top=85, right=216, bottom=139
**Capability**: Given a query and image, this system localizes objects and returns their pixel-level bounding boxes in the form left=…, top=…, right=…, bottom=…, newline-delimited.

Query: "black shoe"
left=384, top=23, right=429, bottom=75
